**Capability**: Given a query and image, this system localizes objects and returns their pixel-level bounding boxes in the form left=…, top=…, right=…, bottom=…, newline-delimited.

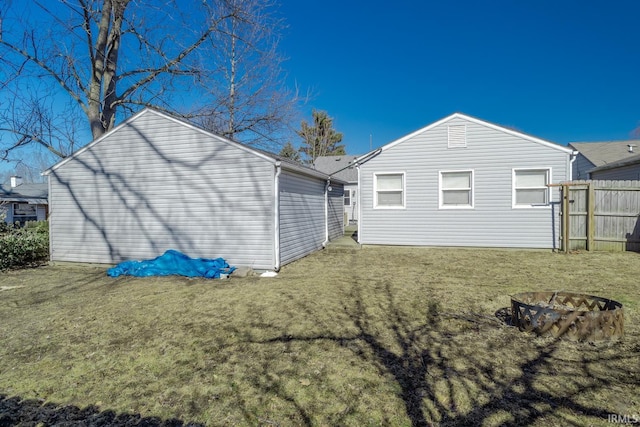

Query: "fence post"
left=587, top=182, right=595, bottom=251
left=562, top=183, right=570, bottom=253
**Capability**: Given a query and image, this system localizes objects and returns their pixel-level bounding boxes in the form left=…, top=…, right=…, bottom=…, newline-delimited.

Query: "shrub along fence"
left=558, top=180, right=640, bottom=252
left=0, top=221, right=49, bottom=270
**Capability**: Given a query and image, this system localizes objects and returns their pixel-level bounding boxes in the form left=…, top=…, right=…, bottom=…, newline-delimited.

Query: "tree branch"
left=0, top=38, right=87, bottom=114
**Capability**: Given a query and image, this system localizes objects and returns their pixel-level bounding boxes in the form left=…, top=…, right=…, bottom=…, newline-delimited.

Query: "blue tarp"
left=107, top=250, right=236, bottom=279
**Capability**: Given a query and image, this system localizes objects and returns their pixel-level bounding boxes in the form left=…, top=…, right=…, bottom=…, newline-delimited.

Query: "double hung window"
left=513, top=169, right=550, bottom=207
left=374, top=173, right=404, bottom=208
left=439, top=171, right=473, bottom=208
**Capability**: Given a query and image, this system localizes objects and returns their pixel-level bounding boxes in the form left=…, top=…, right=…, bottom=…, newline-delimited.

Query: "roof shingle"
left=569, top=140, right=640, bottom=166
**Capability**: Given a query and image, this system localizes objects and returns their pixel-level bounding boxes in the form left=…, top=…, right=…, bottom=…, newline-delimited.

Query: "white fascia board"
left=369, top=112, right=574, bottom=156
left=43, top=108, right=150, bottom=175
left=377, top=113, right=461, bottom=153
left=145, top=109, right=277, bottom=164
left=458, top=113, right=574, bottom=154
left=43, top=108, right=277, bottom=175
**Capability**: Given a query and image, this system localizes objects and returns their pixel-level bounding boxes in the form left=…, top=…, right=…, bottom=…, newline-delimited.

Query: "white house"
left=355, top=113, right=576, bottom=249
left=43, top=108, right=344, bottom=270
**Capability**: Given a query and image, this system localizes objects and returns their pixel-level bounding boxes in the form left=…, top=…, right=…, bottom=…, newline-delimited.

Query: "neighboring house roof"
left=0, top=183, right=48, bottom=204
left=569, top=141, right=640, bottom=167
left=43, top=108, right=345, bottom=184
left=312, top=155, right=360, bottom=183
left=588, top=152, right=640, bottom=174
left=365, top=112, right=575, bottom=157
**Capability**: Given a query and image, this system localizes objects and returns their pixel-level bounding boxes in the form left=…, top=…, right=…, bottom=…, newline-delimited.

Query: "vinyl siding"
left=36, top=205, right=46, bottom=221
left=48, top=110, right=275, bottom=269
left=360, top=117, right=570, bottom=249
left=279, top=171, right=325, bottom=265
left=590, top=164, right=640, bottom=180
left=573, top=153, right=596, bottom=180
left=327, top=183, right=344, bottom=240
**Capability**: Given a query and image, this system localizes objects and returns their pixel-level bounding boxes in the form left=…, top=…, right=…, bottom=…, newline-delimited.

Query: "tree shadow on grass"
left=246, top=281, right=640, bottom=426
left=0, top=394, right=205, bottom=426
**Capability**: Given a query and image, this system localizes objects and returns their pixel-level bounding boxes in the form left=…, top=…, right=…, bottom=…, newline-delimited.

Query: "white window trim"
left=373, top=172, right=406, bottom=209
left=512, top=168, right=552, bottom=209
left=439, top=169, right=474, bottom=209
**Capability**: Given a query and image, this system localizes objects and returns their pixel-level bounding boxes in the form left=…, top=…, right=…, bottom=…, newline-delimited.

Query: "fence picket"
left=560, top=180, right=640, bottom=252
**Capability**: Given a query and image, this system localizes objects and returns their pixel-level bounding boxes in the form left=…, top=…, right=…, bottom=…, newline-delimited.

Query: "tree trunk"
left=88, top=0, right=126, bottom=140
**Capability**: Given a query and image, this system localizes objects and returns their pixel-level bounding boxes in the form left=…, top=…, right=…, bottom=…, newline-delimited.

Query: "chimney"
left=628, top=144, right=636, bottom=153
left=10, top=176, right=23, bottom=188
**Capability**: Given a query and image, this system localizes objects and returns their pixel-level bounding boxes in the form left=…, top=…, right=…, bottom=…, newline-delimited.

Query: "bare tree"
left=0, top=0, right=293, bottom=167
left=196, top=0, right=299, bottom=149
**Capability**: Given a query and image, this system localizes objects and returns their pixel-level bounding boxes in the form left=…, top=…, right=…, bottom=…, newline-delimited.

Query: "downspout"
left=350, top=148, right=381, bottom=245
left=569, top=150, right=578, bottom=180
left=274, top=162, right=282, bottom=272
left=46, top=172, right=53, bottom=262
left=356, top=164, right=361, bottom=244
left=322, top=179, right=330, bottom=248
left=559, top=152, right=578, bottom=251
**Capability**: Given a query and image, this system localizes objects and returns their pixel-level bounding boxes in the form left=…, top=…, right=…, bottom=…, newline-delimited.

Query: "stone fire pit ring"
left=511, top=291, right=624, bottom=341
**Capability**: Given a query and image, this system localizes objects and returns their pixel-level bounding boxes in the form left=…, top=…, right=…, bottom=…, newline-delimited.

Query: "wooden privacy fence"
left=558, top=180, right=640, bottom=252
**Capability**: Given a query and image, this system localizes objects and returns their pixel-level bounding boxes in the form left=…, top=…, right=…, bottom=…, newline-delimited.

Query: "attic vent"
left=448, top=125, right=467, bottom=148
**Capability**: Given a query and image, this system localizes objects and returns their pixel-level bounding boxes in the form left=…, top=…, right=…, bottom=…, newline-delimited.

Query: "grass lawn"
left=0, top=247, right=639, bottom=426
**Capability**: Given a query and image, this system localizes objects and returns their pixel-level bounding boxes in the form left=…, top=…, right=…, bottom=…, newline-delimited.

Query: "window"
left=513, top=169, right=550, bottom=207
left=440, top=170, right=473, bottom=208
left=12, top=203, right=37, bottom=222
left=374, top=173, right=404, bottom=208
left=344, top=190, right=351, bottom=206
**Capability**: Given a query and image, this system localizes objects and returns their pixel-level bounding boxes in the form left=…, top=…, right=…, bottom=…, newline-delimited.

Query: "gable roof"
left=312, top=155, right=360, bottom=183
left=43, top=108, right=342, bottom=183
left=569, top=140, right=640, bottom=167
left=373, top=112, right=575, bottom=155
left=0, top=182, right=48, bottom=204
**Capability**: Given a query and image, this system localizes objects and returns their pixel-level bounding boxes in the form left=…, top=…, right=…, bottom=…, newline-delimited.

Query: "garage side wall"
left=279, top=171, right=326, bottom=265
left=48, top=111, right=275, bottom=269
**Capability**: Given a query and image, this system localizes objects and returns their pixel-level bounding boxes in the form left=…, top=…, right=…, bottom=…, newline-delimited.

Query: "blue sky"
left=279, top=0, right=639, bottom=155
left=1, top=0, right=638, bottom=181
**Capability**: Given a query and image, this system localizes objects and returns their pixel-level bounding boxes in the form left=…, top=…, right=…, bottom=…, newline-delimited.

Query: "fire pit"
left=511, top=291, right=624, bottom=341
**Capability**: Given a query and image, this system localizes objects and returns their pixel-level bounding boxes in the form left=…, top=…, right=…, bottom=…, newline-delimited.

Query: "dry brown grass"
left=0, top=247, right=638, bottom=426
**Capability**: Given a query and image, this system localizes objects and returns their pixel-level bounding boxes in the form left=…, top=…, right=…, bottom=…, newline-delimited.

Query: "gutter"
left=327, top=148, right=383, bottom=178
left=273, top=162, right=282, bottom=271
